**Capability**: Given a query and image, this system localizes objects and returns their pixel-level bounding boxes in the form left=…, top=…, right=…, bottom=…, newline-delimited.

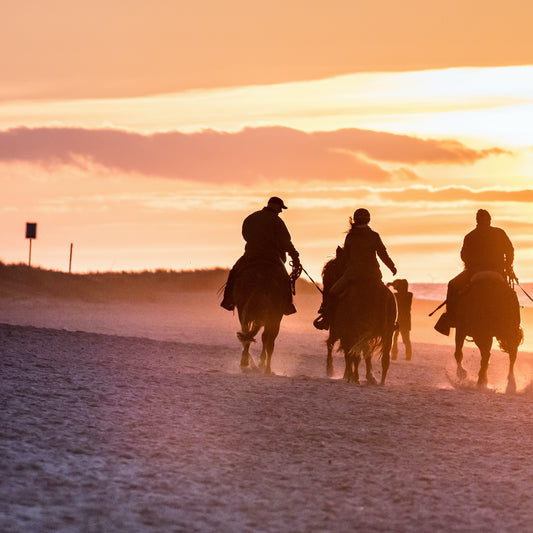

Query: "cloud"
left=312, top=130, right=508, bottom=163
left=380, top=186, right=533, bottom=203
left=0, top=126, right=505, bottom=184
left=279, top=185, right=533, bottom=209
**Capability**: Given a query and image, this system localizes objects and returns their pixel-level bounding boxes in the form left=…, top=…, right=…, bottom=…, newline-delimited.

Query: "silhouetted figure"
left=221, top=196, right=300, bottom=315
left=314, top=208, right=397, bottom=330
left=387, top=278, right=413, bottom=360
left=435, top=209, right=516, bottom=335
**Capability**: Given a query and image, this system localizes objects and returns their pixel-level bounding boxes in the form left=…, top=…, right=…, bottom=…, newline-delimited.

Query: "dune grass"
left=0, top=262, right=317, bottom=301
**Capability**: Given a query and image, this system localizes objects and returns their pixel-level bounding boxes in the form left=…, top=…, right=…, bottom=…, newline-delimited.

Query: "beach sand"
left=2, top=289, right=533, bottom=532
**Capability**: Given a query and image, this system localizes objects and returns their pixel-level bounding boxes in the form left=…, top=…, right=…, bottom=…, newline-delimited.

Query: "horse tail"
left=237, top=329, right=257, bottom=344
left=497, top=326, right=523, bottom=354
left=237, top=310, right=262, bottom=344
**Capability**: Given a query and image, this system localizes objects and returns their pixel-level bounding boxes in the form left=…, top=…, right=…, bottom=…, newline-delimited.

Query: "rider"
left=435, top=209, right=515, bottom=334
left=220, top=196, right=301, bottom=315
left=314, top=208, right=397, bottom=330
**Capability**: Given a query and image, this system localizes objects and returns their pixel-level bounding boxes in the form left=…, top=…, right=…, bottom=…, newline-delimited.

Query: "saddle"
left=234, top=256, right=295, bottom=315
left=238, top=256, right=287, bottom=284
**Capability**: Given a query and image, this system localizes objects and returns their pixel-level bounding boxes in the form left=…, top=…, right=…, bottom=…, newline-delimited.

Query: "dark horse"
left=331, top=281, right=397, bottom=384
left=232, top=260, right=287, bottom=375
left=453, top=271, right=522, bottom=390
left=321, top=253, right=397, bottom=384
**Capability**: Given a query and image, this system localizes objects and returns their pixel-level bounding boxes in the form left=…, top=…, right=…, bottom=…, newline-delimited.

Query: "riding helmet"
left=353, top=208, right=370, bottom=224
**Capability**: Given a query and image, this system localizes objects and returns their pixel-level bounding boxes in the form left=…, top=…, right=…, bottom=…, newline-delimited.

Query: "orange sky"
left=1, top=1, right=532, bottom=282
left=2, top=0, right=533, bottom=100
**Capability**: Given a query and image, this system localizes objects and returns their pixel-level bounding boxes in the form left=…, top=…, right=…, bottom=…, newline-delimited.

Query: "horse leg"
left=506, top=346, right=518, bottom=393
left=454, top=328, right=467, bottom=380
left=391, top=329, right=399, bottom=360
left=477, top=336, right=492, bottom=387
left=326, top=337, right=334, bottom=377
left=344, top=349, right=359, bottom=383
left=259, top=342, right=266, bottom=370
left=238, top=323, right=260, bottom=369
left=343, top=348, right=352, bottom=381
left=261, top=321, right=280, bottom=375
left=352, top=351, right=361, bottom=384
left=364, top=348, right=378, bottom=385
left=240, top=341, right=251, bottom=368
left=380, top=329, right=393, bottom=385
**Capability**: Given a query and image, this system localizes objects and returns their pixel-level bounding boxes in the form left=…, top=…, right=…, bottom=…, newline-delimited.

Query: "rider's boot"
left=434, top=312, right=450, bottom=336
left=313, top=302, right=329, bottom=330
left=220, top=297, right=235, bottom=311
left=284, top=302, right=297, bottom=315
left=220, top=281, right=235, bottom=311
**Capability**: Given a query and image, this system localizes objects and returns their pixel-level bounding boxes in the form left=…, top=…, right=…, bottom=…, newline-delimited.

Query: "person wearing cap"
left=220, top=196, right=300, bottom=314
left=435, top=209, right=515, bottom=334
left=314, top=208, right=397, bottom=330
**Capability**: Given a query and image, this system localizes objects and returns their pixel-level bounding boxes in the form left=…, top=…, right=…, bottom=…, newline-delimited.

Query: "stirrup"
left=313, top=315, right=329, bottom=330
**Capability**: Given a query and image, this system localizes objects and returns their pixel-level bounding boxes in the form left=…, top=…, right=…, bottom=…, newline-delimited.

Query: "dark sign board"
left=26, top=222, right=37, bottom=239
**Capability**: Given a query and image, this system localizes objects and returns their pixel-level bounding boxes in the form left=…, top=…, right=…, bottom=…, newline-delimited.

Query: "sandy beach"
left=2, top=284, right=533, bottom=532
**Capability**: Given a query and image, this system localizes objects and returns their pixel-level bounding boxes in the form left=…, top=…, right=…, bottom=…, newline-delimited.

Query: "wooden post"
left=28, top=238, right=33, bottom=267
left=69, top=243, right=73, bottom=274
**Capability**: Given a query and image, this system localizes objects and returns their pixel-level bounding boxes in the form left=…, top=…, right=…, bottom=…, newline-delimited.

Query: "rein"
left=516, top=281, right=533, bottom=303
left=289, top=260, right=323, bottom=295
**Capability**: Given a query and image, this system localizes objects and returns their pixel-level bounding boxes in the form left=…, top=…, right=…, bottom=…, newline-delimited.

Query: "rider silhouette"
left=436, top=209, right=515, bottom=334
left=314, top=208, right=397, bottom=330
left=221, top=196, right=300, bottom=315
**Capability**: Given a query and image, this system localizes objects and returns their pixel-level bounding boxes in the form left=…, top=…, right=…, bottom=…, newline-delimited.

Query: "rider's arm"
left=276, top=218, right=299, bottom=263
left=375, top=235, right=397, bottom=275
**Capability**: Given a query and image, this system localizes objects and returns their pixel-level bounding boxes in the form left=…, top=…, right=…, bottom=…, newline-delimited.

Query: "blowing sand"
left=2, top=289, right=533, bottom=532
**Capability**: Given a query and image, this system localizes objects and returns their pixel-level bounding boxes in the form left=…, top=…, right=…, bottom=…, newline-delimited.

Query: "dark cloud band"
left=0, top=126, right=507, bottom=183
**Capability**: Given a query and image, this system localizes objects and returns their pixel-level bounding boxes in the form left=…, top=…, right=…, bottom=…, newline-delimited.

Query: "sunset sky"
left=1, top=0, right=533, bottom=282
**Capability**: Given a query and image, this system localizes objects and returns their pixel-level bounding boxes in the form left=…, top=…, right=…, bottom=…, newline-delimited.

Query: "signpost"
left=25, top=222, right=37, bottom=267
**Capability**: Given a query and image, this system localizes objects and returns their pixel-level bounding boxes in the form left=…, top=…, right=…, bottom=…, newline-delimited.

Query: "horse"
left=232, top=260, right=288, bottom=375
left=453, top=271, right=523, bottom=390
left=329, top=280, right=397, bottom=385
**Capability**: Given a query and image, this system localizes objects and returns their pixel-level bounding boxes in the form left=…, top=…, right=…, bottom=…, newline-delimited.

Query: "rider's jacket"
left=242, top=207, right=298, bottom=264
left=460, top=225, right=514, bottom=275
left=343, top=224, right=395, bottom=280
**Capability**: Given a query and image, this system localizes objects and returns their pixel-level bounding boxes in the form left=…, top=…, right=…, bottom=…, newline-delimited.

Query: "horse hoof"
left=367, top=376, right=378, bottom=386
left=506, top=377, right=517, bottom=394
left=457, top=368, right=467, bottom=381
